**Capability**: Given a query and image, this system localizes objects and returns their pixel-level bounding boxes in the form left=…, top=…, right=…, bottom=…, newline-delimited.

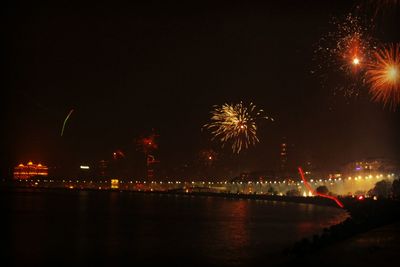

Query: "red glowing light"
left=357, top=195, right=364, bottom=200
left=298, top=167, right=344, bottom=208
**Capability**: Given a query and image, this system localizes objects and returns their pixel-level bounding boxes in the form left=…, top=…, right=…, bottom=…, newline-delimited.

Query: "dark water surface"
left=3, top=188, right=348, bottom=266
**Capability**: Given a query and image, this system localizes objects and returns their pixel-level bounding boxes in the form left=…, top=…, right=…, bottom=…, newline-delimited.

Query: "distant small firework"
left=136, top=133, right=158, bottom=154
left=313, top=13, right=374, bottom=98
left=112, top=150, right=125, bottom=160
left=199, top=149, right=218, bottom=166
left=204, top=102, right=273, bottom=154
left=60, top=109, right=74, bottom=137
left=366, top=43, right=400, bottom=109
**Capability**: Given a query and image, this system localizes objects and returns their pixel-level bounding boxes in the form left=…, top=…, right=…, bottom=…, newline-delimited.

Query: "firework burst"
left=313, top=13, right=374, bottom=99
left=204, top=102, right=273, bottom=154
left=366, top=43, right=400, bottom=109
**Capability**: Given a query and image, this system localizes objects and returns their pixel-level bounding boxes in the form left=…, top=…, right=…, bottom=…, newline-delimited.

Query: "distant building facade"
left=342, top=158, right=398, bottom=176
left=280, top=142, right=287, bottom=171
left=13, top=161, right=48, bottom=179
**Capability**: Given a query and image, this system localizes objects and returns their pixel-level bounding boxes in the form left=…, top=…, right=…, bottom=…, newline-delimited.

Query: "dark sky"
left=3, top=0, right=400, bottom=178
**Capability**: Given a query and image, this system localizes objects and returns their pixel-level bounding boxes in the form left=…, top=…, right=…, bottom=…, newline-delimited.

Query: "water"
left=3, top=188, right=348, bottom=266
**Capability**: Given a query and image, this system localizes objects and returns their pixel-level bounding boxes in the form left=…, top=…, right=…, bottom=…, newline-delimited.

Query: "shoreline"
left=1, top=182, right=345, bottom=208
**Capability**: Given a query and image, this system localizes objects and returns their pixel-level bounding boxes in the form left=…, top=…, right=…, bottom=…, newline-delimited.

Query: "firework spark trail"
left=298, top=167, right=344, bottom=208
left=360, top=0, right=400, bottom=20
left=60, top=109, right=74, bottom=137
left=366, top=43, right=400, bottom=110
left=204, top=102, right=273, bottom=154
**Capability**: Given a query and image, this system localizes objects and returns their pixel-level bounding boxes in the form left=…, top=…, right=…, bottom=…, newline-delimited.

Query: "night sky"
left=3, top=0, right=400, bottom=178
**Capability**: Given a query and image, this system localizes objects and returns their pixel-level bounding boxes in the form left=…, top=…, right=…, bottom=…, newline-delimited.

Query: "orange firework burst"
left=313, top=14, right=374, bottom=98
left=366, top=43, right=400, bottom=109
left=342, top=33, right=365, bottom=72
left=329, top=14, right=372, bottom=72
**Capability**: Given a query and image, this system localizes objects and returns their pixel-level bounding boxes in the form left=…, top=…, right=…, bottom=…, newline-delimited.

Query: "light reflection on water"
left=4, top=188, right=348, bottom=266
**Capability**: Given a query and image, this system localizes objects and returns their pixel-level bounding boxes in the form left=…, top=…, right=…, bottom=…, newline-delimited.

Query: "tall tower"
left=146, top=154, right=159, bottom=180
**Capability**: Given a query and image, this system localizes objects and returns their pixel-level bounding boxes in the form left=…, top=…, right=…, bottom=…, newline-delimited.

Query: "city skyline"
left=3, top=0, right=400, bottom=178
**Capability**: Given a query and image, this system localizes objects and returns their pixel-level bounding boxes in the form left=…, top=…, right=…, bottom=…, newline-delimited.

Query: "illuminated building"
left=13, top=161, right=48, bottom=179
left=111, top=179, right=119, bottom=189
left=342, top=158, right=398, bottom=176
